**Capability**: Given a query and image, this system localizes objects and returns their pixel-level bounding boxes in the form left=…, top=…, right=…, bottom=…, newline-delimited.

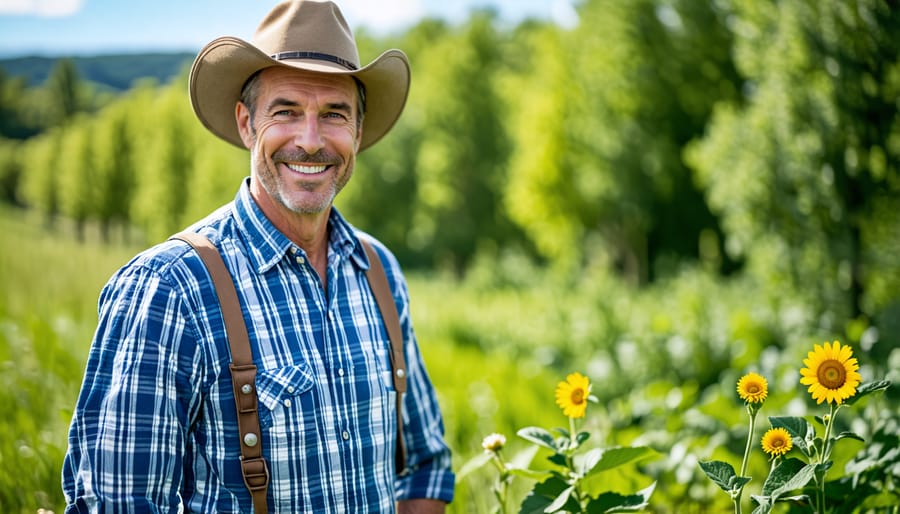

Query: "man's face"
left=236, top=66, right=362, bottom=220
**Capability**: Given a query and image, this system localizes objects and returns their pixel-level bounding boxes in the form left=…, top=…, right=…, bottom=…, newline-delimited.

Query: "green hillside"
left=0, top=52, right=194, bottom=90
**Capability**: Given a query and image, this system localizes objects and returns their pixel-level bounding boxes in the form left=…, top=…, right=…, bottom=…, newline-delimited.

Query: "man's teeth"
left=286, top=163, right=327, bottom=174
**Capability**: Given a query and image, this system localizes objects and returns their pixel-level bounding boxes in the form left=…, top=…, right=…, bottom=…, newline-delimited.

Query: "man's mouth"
left=285, top=163, right=328, bottom=175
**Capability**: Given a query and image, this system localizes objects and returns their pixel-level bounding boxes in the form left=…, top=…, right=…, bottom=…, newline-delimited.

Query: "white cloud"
left=0, top=0, right=85, bottom=17
left=337, top=0, right=426, bottom=34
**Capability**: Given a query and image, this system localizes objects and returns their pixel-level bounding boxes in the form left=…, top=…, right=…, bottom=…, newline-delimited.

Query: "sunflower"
left=761, top=427, right=793, bottom=457
left=736, top=372, right=768, bottom=404
left=799, top=340, right=862, bottom=405
left=555, top=372, right=591, bottom=418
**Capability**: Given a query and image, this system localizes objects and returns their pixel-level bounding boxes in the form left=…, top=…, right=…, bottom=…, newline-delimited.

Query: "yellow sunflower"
left=799, top=340, right=862, bottom=405
left=555, top=372, right=591, bottom=418
left=761, top=427, right=793, bottom=457
left=736, top=372, right=768, bottom=404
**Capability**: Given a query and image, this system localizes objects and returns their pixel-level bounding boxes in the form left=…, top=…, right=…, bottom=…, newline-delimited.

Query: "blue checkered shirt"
left=62, top=180, right=455, bottom=513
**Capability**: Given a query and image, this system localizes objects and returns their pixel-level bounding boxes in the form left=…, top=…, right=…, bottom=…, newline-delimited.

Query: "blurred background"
left=1, top=0, right=898, bottom=512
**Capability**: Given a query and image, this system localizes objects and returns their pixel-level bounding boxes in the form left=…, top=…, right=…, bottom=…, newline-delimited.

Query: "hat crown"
left=253, top=0, right=360, bottom=69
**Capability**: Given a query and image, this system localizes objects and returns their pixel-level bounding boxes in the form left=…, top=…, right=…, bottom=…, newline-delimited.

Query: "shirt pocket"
left=255, top=362, right=315, bottom=429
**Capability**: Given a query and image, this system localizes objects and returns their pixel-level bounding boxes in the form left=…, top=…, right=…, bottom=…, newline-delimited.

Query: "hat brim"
left=189, top=36, right=410, bottom=152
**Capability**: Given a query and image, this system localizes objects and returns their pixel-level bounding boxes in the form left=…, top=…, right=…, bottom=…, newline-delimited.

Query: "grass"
left=0, top=205, right=563, bottom=513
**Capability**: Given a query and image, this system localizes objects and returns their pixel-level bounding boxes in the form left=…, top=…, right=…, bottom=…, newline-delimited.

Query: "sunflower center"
left=772, top=439, right=785, bottom=448
left=748, top=385, right=759, bottom=394
left=571, top=388, right=585, bottom=405
left=817, top=359, right=847, bottom=389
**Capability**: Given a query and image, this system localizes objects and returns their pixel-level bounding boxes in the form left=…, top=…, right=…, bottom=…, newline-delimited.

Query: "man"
left=62, top=1, right=455, bottom=512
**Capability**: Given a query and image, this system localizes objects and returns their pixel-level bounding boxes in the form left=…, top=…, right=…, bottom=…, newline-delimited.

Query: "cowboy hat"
left=189, top=0, right=410, bottom=152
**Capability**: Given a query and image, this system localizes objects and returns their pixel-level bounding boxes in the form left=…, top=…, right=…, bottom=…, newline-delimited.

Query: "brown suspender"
left=171, top=233, right=408, bottom=514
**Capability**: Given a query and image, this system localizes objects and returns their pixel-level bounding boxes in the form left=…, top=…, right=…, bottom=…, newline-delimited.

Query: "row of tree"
left=1, top=0, right=898, bottom=333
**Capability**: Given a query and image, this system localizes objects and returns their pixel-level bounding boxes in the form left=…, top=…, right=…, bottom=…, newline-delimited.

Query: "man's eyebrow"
left=326, top=101, right=353, bottom=114
left=265, top=97, right=299, bottom=112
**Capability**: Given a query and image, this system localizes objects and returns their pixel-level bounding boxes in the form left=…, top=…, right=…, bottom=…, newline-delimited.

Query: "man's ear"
left=235, top=102, right=254, bottom=149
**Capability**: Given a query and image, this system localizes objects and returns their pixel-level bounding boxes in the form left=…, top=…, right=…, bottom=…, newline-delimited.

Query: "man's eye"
left=325, top=112, right=348, bottom=120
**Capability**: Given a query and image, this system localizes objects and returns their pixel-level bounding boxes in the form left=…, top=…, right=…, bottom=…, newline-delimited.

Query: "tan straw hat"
left=189, top=0, right=410, bottom=152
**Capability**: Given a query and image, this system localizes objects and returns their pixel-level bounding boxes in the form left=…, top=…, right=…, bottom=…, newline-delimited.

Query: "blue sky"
left=0, top=0, right=578, bottom=57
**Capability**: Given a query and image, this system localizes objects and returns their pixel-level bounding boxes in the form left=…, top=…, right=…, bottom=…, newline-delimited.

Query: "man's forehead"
left=257, top=66, right=357, bottom=97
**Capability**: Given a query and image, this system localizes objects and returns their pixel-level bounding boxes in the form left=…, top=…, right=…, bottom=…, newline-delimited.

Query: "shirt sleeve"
left=62, top=258, right=206, bottom=512
left=384, top=254, right=456, bottom=503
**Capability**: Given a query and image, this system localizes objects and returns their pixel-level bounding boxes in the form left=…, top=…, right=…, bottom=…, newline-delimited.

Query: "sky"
left=0, top=0, right=578, bottom=58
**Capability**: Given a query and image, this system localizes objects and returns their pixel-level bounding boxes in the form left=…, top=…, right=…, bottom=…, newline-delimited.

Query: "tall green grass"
left=3, top=206, right=895, bottom=513
left=0, top=207, right=563, bottom=513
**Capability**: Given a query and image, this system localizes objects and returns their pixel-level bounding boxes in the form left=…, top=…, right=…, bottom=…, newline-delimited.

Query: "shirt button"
left=290, top=247, right=298, bottom=255
left=295, top=256, right=305, bottom=265
left=338, top=368, right=345, bottom=377
left=287, top=386, right=295, bottom=393
left=283, top=399, right=292, bottom=408
left=342, top=431, right=350, bottom=440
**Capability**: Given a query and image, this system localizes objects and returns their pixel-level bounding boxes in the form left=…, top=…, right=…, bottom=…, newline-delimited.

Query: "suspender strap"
left=360, top=239, right=408, bottom=473
left=171, top=233, right=269, bottom=514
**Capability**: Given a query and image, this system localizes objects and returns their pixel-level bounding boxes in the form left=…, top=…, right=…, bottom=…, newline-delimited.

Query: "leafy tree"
left=130, top=79, right=194, bottom=242
left=57, top=118, right=96, bottom=241
left=92, top=99, right=137, bottom=242
left=19, top=129, right=63, bottom=227
left=686, top=0, right=900, bottom=345
left=44, top=59, right=82, bottom=126
left=504, top=0, right=741, bottom=283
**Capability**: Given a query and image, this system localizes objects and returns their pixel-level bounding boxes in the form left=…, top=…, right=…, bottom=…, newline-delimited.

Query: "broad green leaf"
left=518, top=477, right=580, bottom=514
left=699, top=460, right=738, bottom=492
left=768, top=462, right=817, bottom=500
left=545, top=485, right=576, bottom=513
left=574, top=448, right=604, bottom=476
left=507, top=464, right=553, bottom=481
left=769, top=416, right=813, bottom=456
left=761, top=458, right=806, bottom=496
left=518, top=427, right=560, bottom=452
left=456, top=451, right=492, bottom=481
left=585, top=446, right=656, bottom=476
left=845, top=380, right=891, bottom=406
left=586, top=482, right=656, bottom=513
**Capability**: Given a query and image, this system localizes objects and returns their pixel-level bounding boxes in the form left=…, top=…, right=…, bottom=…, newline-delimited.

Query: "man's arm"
left=397, top=498, right=447, bottom=514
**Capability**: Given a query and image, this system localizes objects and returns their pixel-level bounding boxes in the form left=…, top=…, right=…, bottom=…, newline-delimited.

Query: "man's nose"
left=293, top=116, right=325, bottom=154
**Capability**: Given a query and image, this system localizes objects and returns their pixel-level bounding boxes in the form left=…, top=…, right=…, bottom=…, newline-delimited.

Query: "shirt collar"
left=231, top=178, right=369, bottom=274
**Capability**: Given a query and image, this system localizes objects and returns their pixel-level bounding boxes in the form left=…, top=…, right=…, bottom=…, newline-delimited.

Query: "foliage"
left=699, top=348, right=892, bottom=514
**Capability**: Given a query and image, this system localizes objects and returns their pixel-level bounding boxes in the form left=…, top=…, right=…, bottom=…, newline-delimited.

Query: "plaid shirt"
left=63, top=180, right=455, bottom=513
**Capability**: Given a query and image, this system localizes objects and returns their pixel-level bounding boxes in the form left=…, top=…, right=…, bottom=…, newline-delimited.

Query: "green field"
left=2, top=206, right=897, bottom=513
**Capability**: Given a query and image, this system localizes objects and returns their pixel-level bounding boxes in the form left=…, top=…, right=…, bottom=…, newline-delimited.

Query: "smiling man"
left=61, top=1, right=455, bottom=513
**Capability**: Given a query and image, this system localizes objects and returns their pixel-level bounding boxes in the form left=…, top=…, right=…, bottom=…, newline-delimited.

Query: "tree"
left=686, top=0, right=900, bottom=344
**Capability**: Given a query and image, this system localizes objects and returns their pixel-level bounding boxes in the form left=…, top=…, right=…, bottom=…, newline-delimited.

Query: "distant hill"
left=0, top=52, right=195, bottom=91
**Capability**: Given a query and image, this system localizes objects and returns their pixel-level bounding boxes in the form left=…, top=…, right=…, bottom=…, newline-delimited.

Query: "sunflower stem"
left=732, top=404, right=758, bottom=514
left=813, top=403, right=840, bottom=514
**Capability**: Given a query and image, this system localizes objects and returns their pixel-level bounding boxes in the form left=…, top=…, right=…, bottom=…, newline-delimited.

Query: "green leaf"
left=768, top=461, right=817, bottom=500
left=833, top=431, right=865, bottom=443
left=545, top=485, right=576, bottom=513
left=586, top=482, right=656, bottom=513
left=699, top=460, right=738, bottom=492
left=456, top=451, right=492, bottom=481
left=547, top=453, right=568, bottom=467
left=585, top=446, right=656, bottom=476
left=574, top=448, right=604, bottom=476
left=761, top=458, right=806, bottom=496
left=507, top=464, right=553, bottom=481
left=519, top=476, right=580, bottom=514
left=518, top=427, right=560, bottom=452
left=845, top=380, right=891, bottom=406
left=769, top=416, right=814, bottom=457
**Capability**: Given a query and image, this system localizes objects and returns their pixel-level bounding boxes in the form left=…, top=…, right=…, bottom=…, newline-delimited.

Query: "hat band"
left=270, top=51, right=358, bottom=71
